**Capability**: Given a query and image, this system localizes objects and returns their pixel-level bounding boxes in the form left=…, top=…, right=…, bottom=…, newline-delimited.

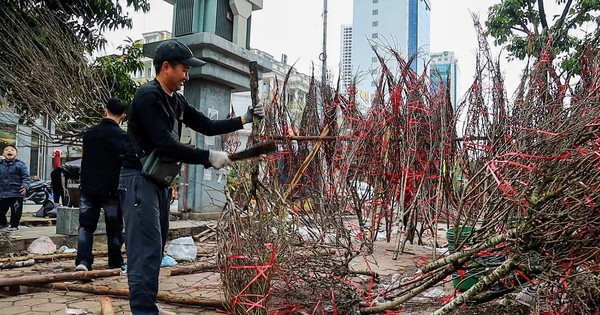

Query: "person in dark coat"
left=119, top=39, right=264, bottom=315
left=74, top=98, right=129, bottom=272
left=0, top=144, right=31, bottom=231
left=50, top=163, right=80, bottom=206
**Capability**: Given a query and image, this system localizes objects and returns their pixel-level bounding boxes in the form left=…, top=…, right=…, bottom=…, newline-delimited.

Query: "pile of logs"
left=0, top=251, right=224, bottom=313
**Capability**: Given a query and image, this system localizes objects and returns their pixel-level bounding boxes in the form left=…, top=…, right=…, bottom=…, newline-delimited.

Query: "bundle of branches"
left=0, top=1, right=145, bottom=139
left=363, top=22, right=600, bottom=315
left=217, top=49, right=463, bottom=312
left=329, top=45, right=461, bottom=261
left=217, top=65, right=294, bottom=314
left=0, top=4, right=107, bottom=128
left=218, top=65, right=374, bottom=313
left=217, top=18, right=599, bottom=315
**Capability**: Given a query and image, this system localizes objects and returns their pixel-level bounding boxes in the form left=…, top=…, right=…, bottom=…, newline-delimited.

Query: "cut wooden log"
left=192, top=229, right=215, bottom=241
left=166, top=262, right=217, bottom=276
left=0, top=258, right=35, bottom=269
left=41, top=282, right=226, bottom=309
left=193, top=229, right=217, bottom=243
left=0, top=250, right=116, bottom=263
left=100, top=296, right=115, bottom=315
left=0, top=269, right=121, bottom=287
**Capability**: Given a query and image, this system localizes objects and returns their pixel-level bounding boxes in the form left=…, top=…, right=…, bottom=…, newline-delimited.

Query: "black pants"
left=75, top=192, right=124, bottom=270
left=50, top=168, right=66, bottom=205
left=0, top=197, right=23, bottom=228
left=119, top=169, right=170, bottom=315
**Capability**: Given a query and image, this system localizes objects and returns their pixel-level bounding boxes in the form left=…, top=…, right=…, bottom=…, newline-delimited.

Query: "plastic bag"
left=165, top=236, right=197, bottom=261
left=65, top=308, right=85, bottom=315
left=57, top=245, right=77, bottom=254
left=160, top=255, right=178, bottom=267
left=28, top=236, right=57, bottom=254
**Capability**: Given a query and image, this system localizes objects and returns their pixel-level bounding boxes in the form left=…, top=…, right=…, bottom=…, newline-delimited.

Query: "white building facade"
left=232, top=49, right=310, bottom=148
left=0, top=111, right=54, bottom=179
left=132, top=31, right=173, bottom=83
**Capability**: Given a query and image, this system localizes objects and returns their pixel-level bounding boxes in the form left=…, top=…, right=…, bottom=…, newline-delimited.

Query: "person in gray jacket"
left=0, top=144, right=31, bottom=231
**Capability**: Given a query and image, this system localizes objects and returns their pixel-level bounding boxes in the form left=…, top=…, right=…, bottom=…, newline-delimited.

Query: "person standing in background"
left=75, top=98, right=129, bottom=272
left=50, top=163, right=80, bottom=206
left=0, top=145, right=31, bottom=231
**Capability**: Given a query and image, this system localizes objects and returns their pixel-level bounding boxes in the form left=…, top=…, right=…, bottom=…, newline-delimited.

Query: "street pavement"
left=20, top=200, right=180, bottom=215
left=1, top=200, right=225, bottom=314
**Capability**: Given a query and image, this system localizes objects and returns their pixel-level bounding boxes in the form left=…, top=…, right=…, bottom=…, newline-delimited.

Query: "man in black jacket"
left=50, top=163, right=80, bottom=206
left=120, top=39, right=264, bottom=315
left=75, top=98, right=129, bottom=272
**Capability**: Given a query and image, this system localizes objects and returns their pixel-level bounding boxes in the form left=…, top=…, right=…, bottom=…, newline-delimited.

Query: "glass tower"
left=348, top=0, right=431, bottom=105
left=430, top=51, right=459, bottom=109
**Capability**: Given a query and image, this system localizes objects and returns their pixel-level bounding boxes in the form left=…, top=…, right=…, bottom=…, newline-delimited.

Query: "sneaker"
left=5, top=227, right=18, bottom=232
left=75, top=264, right=89, bottom=272
left=156, top=303, right=177, bottom=315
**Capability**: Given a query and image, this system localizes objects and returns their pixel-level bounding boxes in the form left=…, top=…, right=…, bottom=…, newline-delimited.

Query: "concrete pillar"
left=228, top=0, right=252, bottom=46
left=180, top=79, right=232, bottom=213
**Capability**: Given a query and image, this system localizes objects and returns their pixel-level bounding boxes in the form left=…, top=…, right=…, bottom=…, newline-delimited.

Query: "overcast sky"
left=104, top=0, right=524, bottom=98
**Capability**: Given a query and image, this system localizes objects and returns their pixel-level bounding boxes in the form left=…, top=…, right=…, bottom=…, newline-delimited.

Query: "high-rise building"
left=430, top=51, right=459, bottom=108
left=340, top=24, right=353, bottom=92
left=347, top=0, right=431, bottom=104
left=408, top=0, right=431, bottom=73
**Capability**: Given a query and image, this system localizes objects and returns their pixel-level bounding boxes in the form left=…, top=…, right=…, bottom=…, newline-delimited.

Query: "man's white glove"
left=242, top=101, right=265, bottom=124
left=208, top=150, right=232, bottom=169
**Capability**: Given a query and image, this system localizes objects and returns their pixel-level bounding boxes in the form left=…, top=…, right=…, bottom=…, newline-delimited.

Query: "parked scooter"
left=24, top=180, right=52, bottom=204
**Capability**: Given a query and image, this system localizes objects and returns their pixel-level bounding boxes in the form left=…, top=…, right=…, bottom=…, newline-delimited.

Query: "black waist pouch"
left=136, top=90, right=183, bottom=187
left=141, top=150, right=182, bottom=187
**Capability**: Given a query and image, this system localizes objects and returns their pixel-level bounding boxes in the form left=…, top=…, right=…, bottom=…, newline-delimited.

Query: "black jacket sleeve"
left=135, top=91, right=212, bottom=166
left=61, top=164, right=81, bottom=179
left=108, top=127, right=131, bottom=155
left=180, top=98, right=244, bottom=136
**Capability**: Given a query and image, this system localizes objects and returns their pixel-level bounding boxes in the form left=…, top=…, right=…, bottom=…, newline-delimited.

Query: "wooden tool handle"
left=229, top=140, right=277, bottom=161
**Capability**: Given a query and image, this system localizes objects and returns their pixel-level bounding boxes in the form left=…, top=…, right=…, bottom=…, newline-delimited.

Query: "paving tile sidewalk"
left=0, top=203, right=456, bottom=314
left=0, top=255, right=224, bottom=315
left=1, top=201, right=224, bottom=314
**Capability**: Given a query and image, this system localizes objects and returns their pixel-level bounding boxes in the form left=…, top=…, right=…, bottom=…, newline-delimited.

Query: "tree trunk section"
left=100, top=296, right=115, bottom=315
left=431, top=258, right=515, bottom=315
left=0, top=258, right=35, bottom=269
left=41, top=282, right=226, bottom=309
left=0, top=269, right=121, bottom=287
left=166, top=262, right=216, bottom=276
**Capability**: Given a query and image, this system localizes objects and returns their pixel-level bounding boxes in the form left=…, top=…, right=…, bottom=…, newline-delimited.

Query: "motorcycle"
left=24, top=180, right=52, bottom=204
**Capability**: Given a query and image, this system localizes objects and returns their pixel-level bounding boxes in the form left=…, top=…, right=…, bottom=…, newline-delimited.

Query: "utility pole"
left=320, top=0, right=328, bottom=86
